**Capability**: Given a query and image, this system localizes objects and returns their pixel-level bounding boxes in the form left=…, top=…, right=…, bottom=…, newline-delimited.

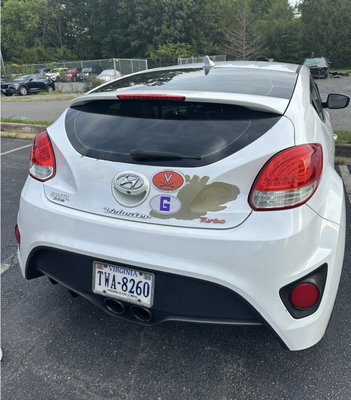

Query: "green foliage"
left=2, top=0, right=74, bottom=64
left=1, top=0, right=351, bottom=68
left=83, top=78, right=105, bottom=93
left=299, top=0, right=351, bottom=67
left=149, top=43, right=193, bottom=66
left=1, top=118, right=54, bottom=126
left=255, top=0, right=303, bottom=63
left=335, top=131, right=351, bottom=144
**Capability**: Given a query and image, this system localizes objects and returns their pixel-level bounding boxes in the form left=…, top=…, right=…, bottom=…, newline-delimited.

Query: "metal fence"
left=4, top=58, right=148, bottom=79
left=178, top=55, right=227, bottom=65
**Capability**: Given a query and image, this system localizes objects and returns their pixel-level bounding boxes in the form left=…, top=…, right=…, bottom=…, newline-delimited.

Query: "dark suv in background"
left=303, top=57, right=329, bottom=79
left=1, top=74, right=55, bottom=96
left=77, top=66, right=103, bottom=81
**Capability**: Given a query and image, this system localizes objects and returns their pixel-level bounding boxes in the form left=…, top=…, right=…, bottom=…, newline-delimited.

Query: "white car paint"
left=17, top=62, right=347, bottom=350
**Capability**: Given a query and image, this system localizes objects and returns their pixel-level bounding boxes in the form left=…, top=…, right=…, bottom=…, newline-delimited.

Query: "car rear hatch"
left=43, top=91, right=295, bottom=230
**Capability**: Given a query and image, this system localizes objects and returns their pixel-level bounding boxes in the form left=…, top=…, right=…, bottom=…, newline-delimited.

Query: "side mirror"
left=322, top=93, right=350, bottom=109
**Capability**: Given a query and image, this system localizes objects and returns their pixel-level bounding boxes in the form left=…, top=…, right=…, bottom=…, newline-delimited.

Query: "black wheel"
left=47, top=86, right=54, bottom=93
left=4, top=93, right=13, bottom=97
left=19, top=86, right=28, bottom=96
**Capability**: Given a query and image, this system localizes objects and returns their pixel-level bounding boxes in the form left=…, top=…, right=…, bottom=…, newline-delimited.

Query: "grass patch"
left=1, top=117, right=53, bottom=126
left=335, top=130, right=351, bottom=144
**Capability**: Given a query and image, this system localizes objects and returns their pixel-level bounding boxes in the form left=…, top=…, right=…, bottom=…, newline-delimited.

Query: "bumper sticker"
left=150, top=175, right=240, bottom=220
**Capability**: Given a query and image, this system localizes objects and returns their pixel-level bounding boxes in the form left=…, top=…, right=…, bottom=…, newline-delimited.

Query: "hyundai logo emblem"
left=115, top=174, right=144, bottom=194
left=112, top=171, right=150, bottom=207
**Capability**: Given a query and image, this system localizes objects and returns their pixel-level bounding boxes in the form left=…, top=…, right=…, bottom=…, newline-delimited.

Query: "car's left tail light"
left=29, top=131, right=56, bottom=182
left=249, top=144, right=323, bottom=210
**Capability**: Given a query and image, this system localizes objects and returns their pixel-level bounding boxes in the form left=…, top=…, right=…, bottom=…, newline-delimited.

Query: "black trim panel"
left=27, top=247, right=263, bottom=326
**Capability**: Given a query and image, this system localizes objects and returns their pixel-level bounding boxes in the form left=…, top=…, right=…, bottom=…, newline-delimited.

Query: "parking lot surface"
left=1, top=137, right=351, bottom=400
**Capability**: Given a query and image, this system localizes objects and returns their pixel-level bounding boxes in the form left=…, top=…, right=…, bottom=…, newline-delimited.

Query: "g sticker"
left=150, top=195, right=181, bottom=215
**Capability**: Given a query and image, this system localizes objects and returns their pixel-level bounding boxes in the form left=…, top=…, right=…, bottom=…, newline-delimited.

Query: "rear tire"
left=47, top=86, right=54, bottom=93
left=19, top=86, right=28, bottom=96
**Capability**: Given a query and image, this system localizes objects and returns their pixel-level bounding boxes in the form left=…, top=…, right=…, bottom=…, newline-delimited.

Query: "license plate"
left=92, top=261, right=154, bottom=308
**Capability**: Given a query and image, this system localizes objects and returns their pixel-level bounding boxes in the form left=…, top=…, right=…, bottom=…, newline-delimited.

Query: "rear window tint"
left=92, top=68, right=297, bottom=100
left=66, top=100, right=281, bottom=167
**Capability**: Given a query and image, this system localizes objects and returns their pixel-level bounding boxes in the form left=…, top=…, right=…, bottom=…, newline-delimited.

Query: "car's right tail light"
left=29, top=131, right=56, bottom=182
left=249, top=144, right=323, bottom=210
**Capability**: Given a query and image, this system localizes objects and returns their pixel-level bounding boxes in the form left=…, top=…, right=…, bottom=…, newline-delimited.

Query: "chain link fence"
left=178, top=55, right=226, bottom=65
left=4, top=58, right=148, bottom=80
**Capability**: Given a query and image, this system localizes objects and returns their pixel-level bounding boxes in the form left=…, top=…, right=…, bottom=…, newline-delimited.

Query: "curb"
left=1, top=131, right=36, bottom=140
left=1, top=94, right=78, bottom=102
left=1, top=123, right=46, bottom=135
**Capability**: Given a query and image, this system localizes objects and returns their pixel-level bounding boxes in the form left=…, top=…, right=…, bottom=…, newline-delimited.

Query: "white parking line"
left=1, top=144, right=32, bottom=156
left=339, top=165, right=351, bottom=204
left=0, top=252, right=18, bottom=275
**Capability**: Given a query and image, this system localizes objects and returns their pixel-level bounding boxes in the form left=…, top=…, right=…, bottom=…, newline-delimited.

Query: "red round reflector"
left=290, top=283, right=319, bottom=310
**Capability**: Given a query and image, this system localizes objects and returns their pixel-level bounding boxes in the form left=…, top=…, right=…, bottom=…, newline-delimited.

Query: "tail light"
left=249, top=144, right=323, bottom=210
left=15, top=225, right=21, bottom=245
left=29, top=131, right=56, bottom=182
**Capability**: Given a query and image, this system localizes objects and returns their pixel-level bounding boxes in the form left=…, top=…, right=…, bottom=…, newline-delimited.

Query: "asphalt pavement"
left=1, top=137, right=351, bottom=400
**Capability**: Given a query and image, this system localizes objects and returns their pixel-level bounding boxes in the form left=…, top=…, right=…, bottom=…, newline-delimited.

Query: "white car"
left=16, top=59, right=349, bottom=351
left=96, top=69, right=121, bottom=82
left=45, top=68, right=68, bottom=82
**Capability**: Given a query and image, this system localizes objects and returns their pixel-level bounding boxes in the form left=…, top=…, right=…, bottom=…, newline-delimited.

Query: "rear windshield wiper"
left=130, top=149, right=202, bottom=161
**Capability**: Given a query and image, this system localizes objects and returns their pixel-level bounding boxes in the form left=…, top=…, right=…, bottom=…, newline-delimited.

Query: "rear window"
left=66, top=100, right=281, bottom=167
left=304, top=58, right=327, bottom=67
left=92, top=68, right=297, bottom=100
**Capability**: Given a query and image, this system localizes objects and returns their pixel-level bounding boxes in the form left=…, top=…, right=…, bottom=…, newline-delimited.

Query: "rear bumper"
left=310, top=68, right=328, bottom=79
left=17, top=178, right=346, bottom=350
left=26, top=247, right=263, bottom=326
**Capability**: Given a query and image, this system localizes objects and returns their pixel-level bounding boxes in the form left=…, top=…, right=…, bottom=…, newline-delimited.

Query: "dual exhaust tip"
left=104, top=298, right=154, bottom=322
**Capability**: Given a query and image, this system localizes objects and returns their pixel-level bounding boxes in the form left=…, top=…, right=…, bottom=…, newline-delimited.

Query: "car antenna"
left=203, top=56, right=215, bottom=76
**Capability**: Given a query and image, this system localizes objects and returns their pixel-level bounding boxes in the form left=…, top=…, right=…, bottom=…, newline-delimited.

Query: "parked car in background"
left=46, top=68, right=68, bottom=82
left=96, top=69, right=121, bottom=82
left=17, top=59, right=349, bottom=351
left=303, top=57, right=329, bottom=79
left=33, top=68, right=51, bottom=75
left=65, top=67, right=82, bottom=82
left=1, top=74, right=55, bottom=96
left=77, top=66, right=103, bottom=81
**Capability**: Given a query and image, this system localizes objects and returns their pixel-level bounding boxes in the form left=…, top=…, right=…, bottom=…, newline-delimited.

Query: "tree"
left=1, top=0, right=74, bottom=63
left=221, top=0, right=263, bottom=60
left=255, top=0, right=303, bottom=63
left=149, top=43, right=194, bottom=66
left=299, top=0, right=351, bottom=67
left=62, top=0, right=221, bottom=60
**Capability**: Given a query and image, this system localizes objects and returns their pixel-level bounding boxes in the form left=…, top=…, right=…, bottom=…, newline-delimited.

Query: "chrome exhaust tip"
left=104, top=299, right=126, bottom=315
left=130, top=305, right=154, bottom=322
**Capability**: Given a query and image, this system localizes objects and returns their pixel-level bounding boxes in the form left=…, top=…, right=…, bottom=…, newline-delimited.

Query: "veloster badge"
left=152, top=171, right=184, bottom=191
